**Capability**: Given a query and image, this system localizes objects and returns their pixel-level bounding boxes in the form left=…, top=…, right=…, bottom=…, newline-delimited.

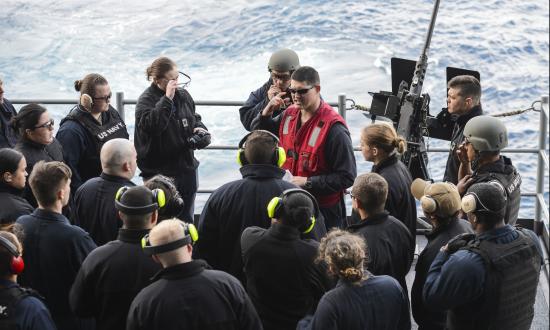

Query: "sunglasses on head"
left=34, top=119, right=54, bottom=130
left=288, top=86, right=314, bottom=95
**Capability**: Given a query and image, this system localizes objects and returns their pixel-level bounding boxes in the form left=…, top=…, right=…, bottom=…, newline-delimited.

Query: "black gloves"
left=188, top=130, right=211, bottom=150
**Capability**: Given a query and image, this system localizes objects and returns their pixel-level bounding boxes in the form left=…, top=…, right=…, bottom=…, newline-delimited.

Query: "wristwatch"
left=304, top=178, right=313, bottom=189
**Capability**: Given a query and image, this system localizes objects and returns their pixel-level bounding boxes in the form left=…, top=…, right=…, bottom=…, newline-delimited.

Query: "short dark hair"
left=10, top=103, right=48, bottom=138
left=29, top=161, right=71, bottom=207
left=448, top=75, right=481, bottom=105
left=117, top=186, right=156, bottom=228
left=291, top=66, right=320, bottom=86
left=352, top=173, right=388, bottom=214
left=144, top=175, right=183, bottom=222
left=0, top=148, right=24, bottom=180
left=243, top=131, right=278, bottom=165
left=279, top=192, right=314, bottom=229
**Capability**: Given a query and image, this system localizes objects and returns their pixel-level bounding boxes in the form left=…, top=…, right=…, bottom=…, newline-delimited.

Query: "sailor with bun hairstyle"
left=297, top=229, right=410, bottom=329
left=410, top=178, right=472, bottom=330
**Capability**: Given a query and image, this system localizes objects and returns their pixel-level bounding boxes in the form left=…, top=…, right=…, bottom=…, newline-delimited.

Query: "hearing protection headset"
left=114, top=186, right=166, bottom=215
left=237, top=130, right=286, bottom=167
left=461, top=181, right=507, bottom=216
left=80, top=94, right=94, bottom=111
left=141, top=222, right=199, bottom=255
left=0, top=236, right=25, bottom=275
left=267, top=188, right=319, bottom=234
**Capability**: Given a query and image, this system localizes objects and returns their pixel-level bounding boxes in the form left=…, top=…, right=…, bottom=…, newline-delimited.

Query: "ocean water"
left=1, top=0, right=548, bottom=220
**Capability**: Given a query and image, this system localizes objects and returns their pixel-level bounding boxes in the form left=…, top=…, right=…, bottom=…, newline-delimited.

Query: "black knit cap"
left=467, top=181, right=507, bottom=215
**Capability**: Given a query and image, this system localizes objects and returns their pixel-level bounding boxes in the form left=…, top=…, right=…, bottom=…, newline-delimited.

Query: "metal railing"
left=11, top=93, right=549, bottom=230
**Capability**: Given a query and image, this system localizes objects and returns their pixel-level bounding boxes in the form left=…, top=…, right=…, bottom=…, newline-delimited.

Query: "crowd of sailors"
left=0, top=49, right=543, bottom=330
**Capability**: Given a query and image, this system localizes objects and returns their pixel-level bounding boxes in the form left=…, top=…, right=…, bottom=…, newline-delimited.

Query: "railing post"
left=116, top=92, right=125, bottom=122
left=535, top=95, right=549, bottom=234
left=338, top=93, right=346, bottom=121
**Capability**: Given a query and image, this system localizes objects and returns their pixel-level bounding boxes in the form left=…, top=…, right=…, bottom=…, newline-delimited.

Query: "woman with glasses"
left=134, top=57, right=209, bottom=223
left=56, top=73, right=129, bottom=193
left=0, top=148, right=33, bottom=224
left=11, top=103, right=63, bottom=206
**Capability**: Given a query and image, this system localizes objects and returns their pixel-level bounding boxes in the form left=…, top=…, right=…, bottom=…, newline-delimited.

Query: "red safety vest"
left=279, top=101, right=346, bottom=207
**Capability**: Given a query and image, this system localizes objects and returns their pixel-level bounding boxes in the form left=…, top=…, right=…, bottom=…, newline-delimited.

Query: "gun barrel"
left=421, top=0, right=441, bottom=57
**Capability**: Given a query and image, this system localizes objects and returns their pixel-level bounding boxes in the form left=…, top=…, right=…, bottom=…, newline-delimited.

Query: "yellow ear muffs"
left=141, top=235, right=148, bottom=249
left=152, top=188, right=166, bottom=208
left=187, top=223, right=199, bottom=243
left=275, top=147, right=286, bottom=168
left=115, top=186, right=129, bottom=201
left=302, top=216, right=316, bottom=234
left=236, top=148, right=246, bottom=167
left=267, top=197, right=282, bottom=218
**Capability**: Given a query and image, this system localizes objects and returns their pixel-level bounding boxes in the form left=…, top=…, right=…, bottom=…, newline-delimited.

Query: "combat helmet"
left=268, top=49, right=300, bottom=72
left=463, top=115, right=508, bottom=152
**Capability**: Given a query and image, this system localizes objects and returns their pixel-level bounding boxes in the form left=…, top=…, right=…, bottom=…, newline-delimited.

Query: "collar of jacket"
left=335, top=269, right=374, bottom=288
left=268, top=222, right=301, bottom=240
left=100, top=172, right=135, bottom=185
left=474, top=156, right=511, bottom=175
left=372, top=153, right=398, bottom=173
left=477, top=224, right=515, bottom=241
left=19, top=137, right=47, bottom=150
left=0, top=181, right=24, bottom=196
left=0, top=278, right=17, bottom=289
left=425, top=217, right=459, bottom=239
left=348, top=211, right=390, bottom=230
left=151, top=259, right=206, bottom=281
left=240, top=164, right=286, bottom=179
left=32, top=208, right=70, bottom=224
left=117, top=228, right=150, bottom=244
left=456, top=104, right=483, bottom=126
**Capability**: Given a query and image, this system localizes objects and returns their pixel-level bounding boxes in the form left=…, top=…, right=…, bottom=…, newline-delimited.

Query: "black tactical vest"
left=472, top=168, right=521, bottom=226
left=61, top=105, right=129, bottom=181
left=448, top=228, right=541, bottom=330
left=0, top=285, right=42, bottom=329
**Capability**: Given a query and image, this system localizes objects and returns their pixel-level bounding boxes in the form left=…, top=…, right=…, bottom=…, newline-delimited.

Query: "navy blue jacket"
left=0, top=279, right=57, bottom=330
left=297, top=274, right=411, bottom=330
left=126, top=260, right=262, bottom=330
left=241, top=224, right=333, bottom=330
left=0, top=182, right=33, bottom=224
left=57, top=105, right=129, bottom=192
left=0, top=99, right=19, bottom=148
left=423, top=225, right=542, bottom=316
left=239, top=79, right=283, bottom=136
left=347, top=211, right=414, bottom=295
left=70, top=228, right=161, bottom=330
left=16, top=209, right=97, bottom=330
left=195, top=164, right=326, bottom=284
left=73, top=173, right=135, bottom=246
left=411, top=218, right=473, bottom=330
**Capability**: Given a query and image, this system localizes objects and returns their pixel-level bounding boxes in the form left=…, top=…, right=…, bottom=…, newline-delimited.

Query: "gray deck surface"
left=408, top=235, right=549, bottom=330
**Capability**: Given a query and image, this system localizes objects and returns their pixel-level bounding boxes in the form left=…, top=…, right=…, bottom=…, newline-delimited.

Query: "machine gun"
left=366, top=0, right=441, bottom=181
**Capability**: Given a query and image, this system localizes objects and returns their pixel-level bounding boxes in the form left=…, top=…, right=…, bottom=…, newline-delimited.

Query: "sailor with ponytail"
left=357, top=122, right=417, bottom=240
left=297, top=229, right=410, bottom=329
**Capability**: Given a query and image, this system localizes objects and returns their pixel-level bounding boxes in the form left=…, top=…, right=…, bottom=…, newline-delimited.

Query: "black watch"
left=304, top=178, right=313, bottom=189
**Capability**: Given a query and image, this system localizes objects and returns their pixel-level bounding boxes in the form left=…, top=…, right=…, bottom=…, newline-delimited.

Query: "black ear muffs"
left=141, top=222, right=199, bottom=255
left=0, top=236, right=25, bottom=275
left=115, top=186, right=166, bottom=215
left=237, top=130, right=286, bottom=167
left=267, top=188, right=319, bottom=234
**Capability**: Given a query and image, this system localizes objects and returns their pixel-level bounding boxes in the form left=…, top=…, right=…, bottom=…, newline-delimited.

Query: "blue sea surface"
left=1, top=0, right=548, bottom=220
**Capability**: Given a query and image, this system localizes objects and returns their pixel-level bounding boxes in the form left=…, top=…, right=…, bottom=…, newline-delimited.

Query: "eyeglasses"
left=271, top=72, right=291, bottom=82
left=349, top=192, right=356, bottom=200
left=288, top=86, right=314, bottom=95
left=164, top=71, right=192, bottom=89
left=34, top=119, right=54, bottom=130
left=93, top=92, right=112, bottom=102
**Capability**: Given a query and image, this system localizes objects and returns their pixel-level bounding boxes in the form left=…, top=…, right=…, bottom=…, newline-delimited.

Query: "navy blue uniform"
left=16, top=209, right=97, bottom=330
left=0, top=99, right=19, bottom=148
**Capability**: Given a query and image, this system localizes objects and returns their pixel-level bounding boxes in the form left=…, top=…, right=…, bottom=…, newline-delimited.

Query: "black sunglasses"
left=93, top=92, right=112, bottom=102
left=288, top=86, right=314, bottom=95
left=34, top=119, right=54, bottom=130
